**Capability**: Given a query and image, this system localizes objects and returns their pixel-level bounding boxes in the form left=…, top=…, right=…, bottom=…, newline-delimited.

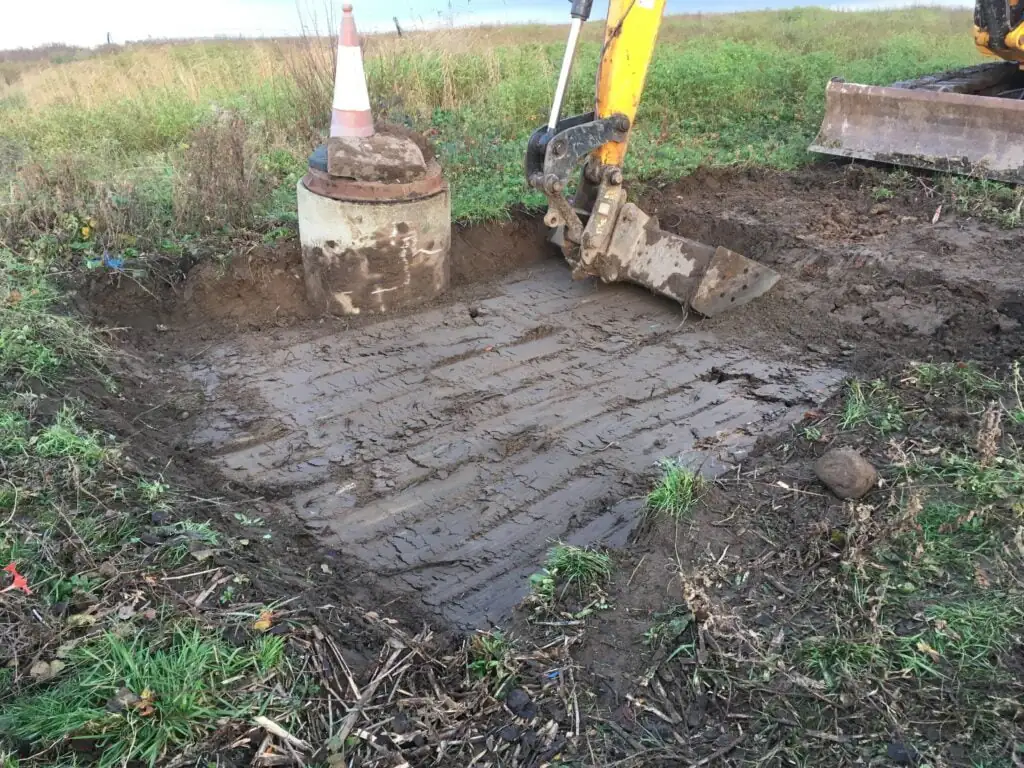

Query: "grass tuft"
left=467, top=630, right=517, bottom=695
left=647, top=459, right=704, bottom=518
left=0, top=624, right=280, bottom=768
left=528, top=543, right=613, bottom=616
left=839, top=379, right=905, bottom=434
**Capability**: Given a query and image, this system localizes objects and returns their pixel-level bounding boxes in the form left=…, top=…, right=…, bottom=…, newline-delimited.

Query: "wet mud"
left=99, top=163, right=1024, bottom=631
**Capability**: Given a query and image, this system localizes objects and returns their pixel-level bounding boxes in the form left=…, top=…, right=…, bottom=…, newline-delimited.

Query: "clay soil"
left=80, top=163, right=1024, bottom=766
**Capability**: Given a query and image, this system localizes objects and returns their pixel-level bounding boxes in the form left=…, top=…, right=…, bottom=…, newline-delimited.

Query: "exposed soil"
left=75, top=162, right=1024, bottom=765
left=84, top=211, right=550, bottom=335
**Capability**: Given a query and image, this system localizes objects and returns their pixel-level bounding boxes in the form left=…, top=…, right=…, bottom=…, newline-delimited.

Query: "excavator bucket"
left=575, top=201, right=780, bottom=317
left=810, top=64, right=1024, bottom=184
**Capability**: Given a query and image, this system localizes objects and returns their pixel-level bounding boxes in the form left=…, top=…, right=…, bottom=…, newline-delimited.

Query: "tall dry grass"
left=0, top=7, right=980, bottom=231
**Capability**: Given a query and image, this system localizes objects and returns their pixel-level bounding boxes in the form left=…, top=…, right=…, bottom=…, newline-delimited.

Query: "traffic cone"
left=330, top=4, right=374, bottom=138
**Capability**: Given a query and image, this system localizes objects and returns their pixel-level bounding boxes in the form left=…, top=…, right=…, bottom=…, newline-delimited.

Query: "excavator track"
left=810, top=62, right=1024, bottom=184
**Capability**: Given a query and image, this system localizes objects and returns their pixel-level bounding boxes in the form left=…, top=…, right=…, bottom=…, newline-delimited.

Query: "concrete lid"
left=309, top=133, right=428, bottom=183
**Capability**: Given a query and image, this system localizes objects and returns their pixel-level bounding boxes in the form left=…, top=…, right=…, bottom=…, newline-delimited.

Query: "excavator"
left=811, top=0, right=1024, bottom=181
left=529, top=0, right=1022, bottom=315
left=525, top=0, right=781, bottom=317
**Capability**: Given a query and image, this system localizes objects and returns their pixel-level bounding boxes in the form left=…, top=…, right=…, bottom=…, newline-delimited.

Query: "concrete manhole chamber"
left=297, top=131, right=451, bottom=316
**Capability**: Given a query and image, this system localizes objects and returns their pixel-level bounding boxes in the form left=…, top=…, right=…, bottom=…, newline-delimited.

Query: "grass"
left=647, top=459, right=704, bottom=518
left=0, top=242, right=311, bottom=765
left=0, top=7, right=987, bottom=255
left=622, top=360, right=1024, bottom=765
left=0, top=624, right=281, bottom=768
left=528, top=543, right=613, bottom=617
left=839, top=378, right=906, bottom=434
left=907, top=361, right=1001, bottom=397
left=0, top=9, right=1019, bottom=765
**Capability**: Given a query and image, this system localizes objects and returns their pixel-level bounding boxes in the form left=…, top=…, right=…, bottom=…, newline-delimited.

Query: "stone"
left=995, top=313, right=1019, bottom=333
left=814, top=447, right=877, bottom=499
left=504, top=688, right=536, bottom=720
left=886, top=740, right=920, bottom=765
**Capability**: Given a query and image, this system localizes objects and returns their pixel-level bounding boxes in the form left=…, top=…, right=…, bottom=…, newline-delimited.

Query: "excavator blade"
left=810, top=67, right=1024, bottom=184
left=581, top=203, right=780, bottom=316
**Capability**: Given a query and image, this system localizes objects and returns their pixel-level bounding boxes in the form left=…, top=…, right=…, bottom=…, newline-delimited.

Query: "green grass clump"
left=0, top=625, right=280, bottom=768
left=529, top=543, right=613, bottom=614
left=920, top=451, right=1024, bottom=503
left=1, top=248, right=109, bottom=388
left=647, top=459, right=704, bottom=518
left=839, top=379, right=906, bottom=434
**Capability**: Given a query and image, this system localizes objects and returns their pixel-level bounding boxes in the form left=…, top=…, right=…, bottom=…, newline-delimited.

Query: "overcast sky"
left=4, top=0, right=970, bottom=49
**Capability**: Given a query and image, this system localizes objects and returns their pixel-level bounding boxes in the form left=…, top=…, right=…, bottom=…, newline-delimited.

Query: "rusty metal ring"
left=302, top=161, right=445, bottom=202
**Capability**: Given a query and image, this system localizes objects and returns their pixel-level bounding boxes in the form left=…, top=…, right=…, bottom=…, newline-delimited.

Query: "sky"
left=3, top=0, right=970, bottom=50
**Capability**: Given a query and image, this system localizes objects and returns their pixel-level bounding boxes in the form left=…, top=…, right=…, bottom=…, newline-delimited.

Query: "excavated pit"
left=186, top=264, right=844, bottom=627
left=110, top=164, right=1024, bottom=631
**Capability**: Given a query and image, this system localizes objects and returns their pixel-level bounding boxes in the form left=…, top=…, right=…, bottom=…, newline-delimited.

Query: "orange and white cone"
left=330, top=4, right=374, bottom=138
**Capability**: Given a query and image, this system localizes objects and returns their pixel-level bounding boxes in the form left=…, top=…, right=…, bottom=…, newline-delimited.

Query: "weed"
left=840, top=379, right=905, bottom=434
left=0, top=624, right=280, bottom=767
left=647, top=459, right=703, bottom=518
left=800, top=638, right=887, bottom=689
left=921, top=451, right=1024, bottom=503
left=908, top=361, right=1000, bottom=397
left=137, top=477, right=170, bottom=503
left=644, top=606, right=695, bottom=661
left=871, top=186, right=894, bottom=201
left=800, top=424, right=823, bottom=442
left=31, top=405, right=106, bottom=463
left=158, top=520, right=220, bottom=565
left=921, top=598, right=1022, bottom=677
left=943, top=176, right=1024, bottom=228
left=467, top=631, right=517, bottom=694
left=172, top=113, right=267, bottom=233
left=529, top=544, right=612, bottom=615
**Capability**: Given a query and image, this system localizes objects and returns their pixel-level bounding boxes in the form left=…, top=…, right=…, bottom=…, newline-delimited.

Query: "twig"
left=193, top=573, right=232, bottom=607
left=254, top=715, right=312, bottom=752
left=627, top=554, right=647, bottom=588
left=687, top=734, right=744, bottom=766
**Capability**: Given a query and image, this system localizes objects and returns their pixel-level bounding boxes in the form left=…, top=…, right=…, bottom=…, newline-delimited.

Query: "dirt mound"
left=642, top=165, right=1024, bottom=372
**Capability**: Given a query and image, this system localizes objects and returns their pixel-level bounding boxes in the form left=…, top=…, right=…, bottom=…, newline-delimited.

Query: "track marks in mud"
left=187, top=262, right=844, bottom=628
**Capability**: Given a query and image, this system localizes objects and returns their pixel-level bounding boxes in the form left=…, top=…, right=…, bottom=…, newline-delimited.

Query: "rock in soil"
left=886, top=740, right=920, bottom=765
left=814, top=448, right=877, bottom=499
left=504, top=688, right=536, bottom=719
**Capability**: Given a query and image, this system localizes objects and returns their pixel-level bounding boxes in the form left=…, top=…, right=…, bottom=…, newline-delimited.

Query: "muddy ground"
left=82, top=163, right=1024, bottom=765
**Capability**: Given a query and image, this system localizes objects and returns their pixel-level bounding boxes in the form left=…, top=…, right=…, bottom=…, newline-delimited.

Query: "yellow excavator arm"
left=525, top=0, right=779, bottom=316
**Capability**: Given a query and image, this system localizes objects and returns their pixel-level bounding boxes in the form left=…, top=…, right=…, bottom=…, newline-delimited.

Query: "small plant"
left=800, top=639, right=887, bottom=689
left=48, top=573, right=101, bottom=604
left=646, top=459, right=703, bottom=518
left=138, top=478, right=170, bottom=503
left=467, top=631, right=517, bottom=694
left=922, top=451, right=1024, bottom=503
left=800, top=424, right=823, bottom=442
left=871, top=186, right=894, bottom=201
left=31, top=405, right=106, bottom=463
left=839, top=379, right=905, bottom=434
left=644, top=606, right=695, bottom=661
left=529, top=544, right=613, bottom=615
